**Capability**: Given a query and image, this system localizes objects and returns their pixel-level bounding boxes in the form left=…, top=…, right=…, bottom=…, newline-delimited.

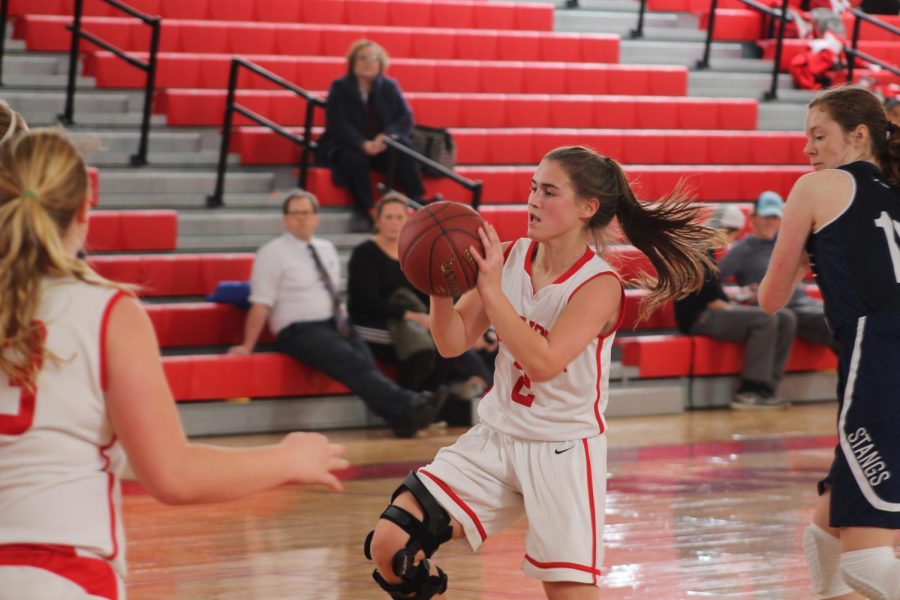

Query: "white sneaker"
left=730, top=391, right=788, bottom=410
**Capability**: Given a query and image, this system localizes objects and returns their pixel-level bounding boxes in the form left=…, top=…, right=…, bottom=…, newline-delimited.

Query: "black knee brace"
left=364, top=472, right=453, bottom=599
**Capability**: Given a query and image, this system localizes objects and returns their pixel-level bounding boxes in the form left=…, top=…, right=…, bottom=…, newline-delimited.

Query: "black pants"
left=276, top=319, right=419, bottom=425
left=330, top=146, right=425, bottom=215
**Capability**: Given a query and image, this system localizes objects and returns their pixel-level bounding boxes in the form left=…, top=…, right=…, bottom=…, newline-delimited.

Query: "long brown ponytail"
left=544, top=146, right=718, bottom=320
left=0, top=129, right=122, bottom=392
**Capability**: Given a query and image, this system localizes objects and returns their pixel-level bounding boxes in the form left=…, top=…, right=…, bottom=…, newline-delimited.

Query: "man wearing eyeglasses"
left=230, top=190, right=446, bottom=437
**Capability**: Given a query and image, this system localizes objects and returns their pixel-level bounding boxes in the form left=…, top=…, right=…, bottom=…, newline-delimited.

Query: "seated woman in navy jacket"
left=316, top=39, right=425, bottom=225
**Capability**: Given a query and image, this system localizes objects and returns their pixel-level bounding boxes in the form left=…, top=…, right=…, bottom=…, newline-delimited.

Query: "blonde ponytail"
left=0, top=129, right=124, bottom=392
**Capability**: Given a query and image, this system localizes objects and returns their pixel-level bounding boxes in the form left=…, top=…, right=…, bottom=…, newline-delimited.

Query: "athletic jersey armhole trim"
left=813, top=168, right=857, bottom=234
left=100, top=291, right=129, bottom=392
left=566, top=271, right=625, bottom=338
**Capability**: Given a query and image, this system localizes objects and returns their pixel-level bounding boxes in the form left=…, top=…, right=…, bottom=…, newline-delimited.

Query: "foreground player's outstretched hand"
left=471, top=223, right=503, bottom=295
left=281, top=432, right=349, bottom=492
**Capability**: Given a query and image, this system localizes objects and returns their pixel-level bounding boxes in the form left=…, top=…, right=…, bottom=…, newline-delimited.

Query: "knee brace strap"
left=803, top=524, right=854, bottom=599
left=363, top=472, right=453, bottom=596
left=371, top=559, right=448, bottom=599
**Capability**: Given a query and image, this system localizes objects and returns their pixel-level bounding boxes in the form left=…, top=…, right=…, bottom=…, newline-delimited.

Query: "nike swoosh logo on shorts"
left=554, top=446, right=575, bottom=454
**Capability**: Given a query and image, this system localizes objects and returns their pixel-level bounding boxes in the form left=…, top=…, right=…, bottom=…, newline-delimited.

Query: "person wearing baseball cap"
left=720, top=190, right=840, bottom=399
left=674, top=203, right=797, bottom=410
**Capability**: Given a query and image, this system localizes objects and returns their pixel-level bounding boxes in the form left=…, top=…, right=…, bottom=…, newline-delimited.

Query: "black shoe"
left=392, top=387, right=449, bottom=438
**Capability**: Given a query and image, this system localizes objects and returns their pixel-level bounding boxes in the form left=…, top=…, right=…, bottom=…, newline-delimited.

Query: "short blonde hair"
left=346, top=39, right=389, bottom=75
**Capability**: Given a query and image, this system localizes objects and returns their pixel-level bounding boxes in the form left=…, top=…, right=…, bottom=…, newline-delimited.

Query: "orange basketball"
left=398, top=201, right=485, bottom=297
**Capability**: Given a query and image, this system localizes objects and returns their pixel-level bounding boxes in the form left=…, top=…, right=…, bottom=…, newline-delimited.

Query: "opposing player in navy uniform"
left=760, top=86, right=900, bottom=600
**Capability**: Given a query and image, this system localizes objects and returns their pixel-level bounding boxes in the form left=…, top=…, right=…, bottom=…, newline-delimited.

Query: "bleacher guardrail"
left=210, top=58, right=483, bottom=210
left=0, top=0, right=9, bottom=87
left=846, top=8, right=900, bottom=83
left=60, top=0, right=160, bottom=166
left=631, top=0, right=649, bottom=38
left=207, top=57, right=325, bottom=208
left=381, top=136, right=484, bottom=210
left=698, top=0, right=793, bottom=100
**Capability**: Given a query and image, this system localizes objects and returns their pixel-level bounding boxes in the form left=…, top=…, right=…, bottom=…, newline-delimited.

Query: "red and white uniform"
left=419, top=238, right=624, bottom=586
left=0, top=278, right=127, bottom=599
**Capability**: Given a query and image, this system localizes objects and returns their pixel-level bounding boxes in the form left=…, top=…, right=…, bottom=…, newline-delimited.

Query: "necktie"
left=308, top=242, right=351, bottom=337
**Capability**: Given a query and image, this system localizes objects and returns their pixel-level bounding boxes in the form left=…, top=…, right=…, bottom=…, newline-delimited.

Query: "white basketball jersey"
left=0, top=278, right=127, bottom=577
left=478, top=239, right=623, bottom=442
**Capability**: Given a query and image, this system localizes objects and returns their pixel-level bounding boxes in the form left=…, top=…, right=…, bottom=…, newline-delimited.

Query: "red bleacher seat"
left=758, top=39, right=900, bottom=71
left=162, top=353, right=350, bottom=401
left=12, top=0, right=555, bottom=31
left=619, top=334, right=837, bottom=379
left=88, top=253, right=253, bottom=297
left=698, top=9, right=762, bottom=41
left=146, top=302, right=271, bottom=347
left=85, top=210, right=178, bottom=252
left=92, top=53, right=686, bottom=96
left=303, top=164, right=807, bottom=205
left=158, top=90, right=755, bottom=130
left=14, top=15, right=619, bottom=63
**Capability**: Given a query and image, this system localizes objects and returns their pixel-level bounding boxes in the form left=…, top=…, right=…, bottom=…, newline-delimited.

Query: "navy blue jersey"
left=806, top=161, right=900, bottom=342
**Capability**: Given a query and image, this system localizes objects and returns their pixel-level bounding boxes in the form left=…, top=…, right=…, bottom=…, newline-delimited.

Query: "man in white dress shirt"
left=230, top=190, right=445, bottom=437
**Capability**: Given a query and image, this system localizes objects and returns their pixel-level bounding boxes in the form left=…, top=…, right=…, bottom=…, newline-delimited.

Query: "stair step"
left=98, top=170, right=274, bottom=194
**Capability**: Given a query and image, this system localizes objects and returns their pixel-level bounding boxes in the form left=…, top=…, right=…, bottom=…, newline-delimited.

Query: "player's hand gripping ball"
left=398, top=201, right=485, bottom=297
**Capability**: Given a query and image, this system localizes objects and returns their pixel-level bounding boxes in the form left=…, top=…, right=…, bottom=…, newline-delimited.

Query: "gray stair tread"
left=99, top=170, right=275, bottom=194
left=85, top=151, right=232, bottom=167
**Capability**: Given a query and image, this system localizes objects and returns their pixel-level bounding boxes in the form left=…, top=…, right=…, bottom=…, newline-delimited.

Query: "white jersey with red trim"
left=477, top=238, right=623, bottom=442
left=0, top=278, right=126, bottom=577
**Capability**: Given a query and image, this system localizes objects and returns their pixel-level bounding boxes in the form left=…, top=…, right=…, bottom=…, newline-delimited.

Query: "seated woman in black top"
left=316, top=39, right=425, bottom=224
left=347, top=194, right=493, bottom=400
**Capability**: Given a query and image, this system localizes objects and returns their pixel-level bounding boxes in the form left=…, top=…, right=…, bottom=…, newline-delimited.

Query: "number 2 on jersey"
left=0, top=322, right=46, bottom=436
left=511, top=360, right=534, bottom=407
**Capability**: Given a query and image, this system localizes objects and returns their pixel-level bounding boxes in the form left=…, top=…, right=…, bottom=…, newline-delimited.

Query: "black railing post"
left=207, top=59, right=240, bottom=208
left=131, top=16, right=160, bottom=166
left=695, top=0, right=720, bottom=69
left=847, top=14, right=863, bottom=84
left=0, top=0, right=10, bottom=87
left=59, top=0, right=85, bottom=125
left=630, top=0, right=648, bottom=38
left=298, top=99, right=317, bottom=189
left=471, top=183, right=483, bottom=211
left=763, top=0, right=789, bottom=100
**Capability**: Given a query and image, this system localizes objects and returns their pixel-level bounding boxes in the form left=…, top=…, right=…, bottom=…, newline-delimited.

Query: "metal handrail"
left=207, top=57, right=325, bottom=208
left=631, top=0, right=649, bottom=38
left=381, top=136, right=483, bottom=210
left=846, top=8, right=900, bottom=83
left=59, top=0, right=160, bottom=166
left=697, top=0, right=793, bottom=100
left=0, top=0, right=9, bottom=87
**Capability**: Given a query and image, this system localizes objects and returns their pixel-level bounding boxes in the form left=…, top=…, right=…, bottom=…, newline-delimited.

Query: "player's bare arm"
left=105, top=296, right=347, bottom=503
left=759, top=170, right=850, bottom=313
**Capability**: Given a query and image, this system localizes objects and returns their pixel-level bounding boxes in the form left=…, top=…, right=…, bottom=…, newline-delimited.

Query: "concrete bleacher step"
left=86, top=151, right=233, bottom=168
left=68, top=129, right=210, bottom=153
left=620, top=39, right=747, bottom=64
left=555, top=9, right=699, bottom=34
left=7, top=89, right=145, bottom=116
left=3, top=53, right=68, bottom=75
left=758, top=103, right=813, bottom=131
left=688, top=71, right=797, bottom=97
left=97, top=191, right=286, bottom=210
left=25, top=112, right=168, bottom=128
left=98, top=170, right=274, bottom=195
left=175, top=210, right=359, bottom=248
left=2, top=73, right=95, bottom=88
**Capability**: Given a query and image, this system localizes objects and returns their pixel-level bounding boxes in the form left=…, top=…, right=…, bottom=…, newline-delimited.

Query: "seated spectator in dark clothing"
left=229, top=189, right=445, bottom=438
left=316, top=39, right=425, bottom=227
left=347, top=194, right=493, bottom=407
left=674, top=205, right=797, bottom=410
left=719, top=191, right=840, bottom=353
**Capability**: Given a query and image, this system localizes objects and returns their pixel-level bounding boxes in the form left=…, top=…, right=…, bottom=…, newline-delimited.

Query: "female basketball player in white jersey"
left=364, top=145, right=719, bottom=599
left=0, top=130, right=348, bottom=599
left=760, top=87, right=900, bottom=600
